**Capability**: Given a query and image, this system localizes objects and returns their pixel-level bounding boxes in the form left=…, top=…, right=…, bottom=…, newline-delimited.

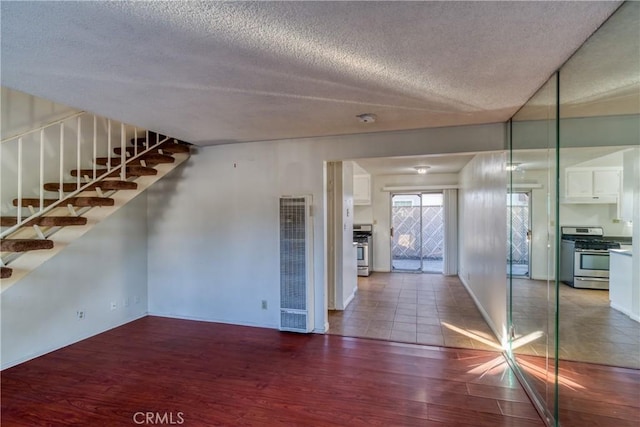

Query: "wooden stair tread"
left=1, top=239, right=54, bottom=252
left=114, top=144, right=190, bottom=156
left=44, top=181, right=137, bottom=192
left=14, top=197, right=114, bottom=207
left=157, top=143, right=191, bottom=154
left=0, top=267, right=12, bottom=279
left=89, top=181, right=138, bottom=191
left=94, top=153, right=174, bottom=166
left=1, top=216, right=87, bottom=227
left=43, top=182, right=82, bottom=192
left=70, top=166, right=157, bottom=177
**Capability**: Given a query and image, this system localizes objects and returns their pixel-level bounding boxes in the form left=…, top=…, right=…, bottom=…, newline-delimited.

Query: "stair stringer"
left=1, top=152, right=190, bottom=293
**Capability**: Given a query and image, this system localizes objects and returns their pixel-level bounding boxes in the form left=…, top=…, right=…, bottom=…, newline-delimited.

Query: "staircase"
left=1, top=114, right=191, bottom=289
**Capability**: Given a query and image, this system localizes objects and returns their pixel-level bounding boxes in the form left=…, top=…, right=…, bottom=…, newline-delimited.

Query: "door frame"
left=507, top=190, right=532, bottom=278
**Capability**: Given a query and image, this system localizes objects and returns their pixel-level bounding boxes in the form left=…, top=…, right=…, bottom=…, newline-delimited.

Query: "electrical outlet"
left=124, top=298, right=130, bottom=307
left=77, top=310, right=85, bottom=319
left=261, top=300, right=268, bottom=310
left=134, top=296, right=140, bottom=304
left=110, top=302, right=117, bottom=311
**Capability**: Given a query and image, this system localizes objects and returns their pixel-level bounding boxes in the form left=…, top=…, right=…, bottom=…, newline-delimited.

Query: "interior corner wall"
left=1, top=194, right=148, bottom=369
left=458, top=152, right=508, bottom=343
left=146, top=123, right=505, bottom=333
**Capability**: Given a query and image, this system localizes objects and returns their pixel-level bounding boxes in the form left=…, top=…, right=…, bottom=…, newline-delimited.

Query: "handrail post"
left=134, top=128, right=138, bottom=157
left=59, top=123, right=64, bottom=200
left=77, top=116, right=82, bottom=190
left=39, top=129, right=44, bottom=213
left=93, top=115, right=97, bottom=181
left=17, top=137, right=23, bottom=223
left=120, top=123, right=126, bottom=181
left=107, top=119, right=112, bottom=170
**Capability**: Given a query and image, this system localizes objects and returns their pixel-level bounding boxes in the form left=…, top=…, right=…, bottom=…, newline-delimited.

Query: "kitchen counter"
left=610, top=248, right=632, bottom=257
left=609, top=249, right=638, bottom=322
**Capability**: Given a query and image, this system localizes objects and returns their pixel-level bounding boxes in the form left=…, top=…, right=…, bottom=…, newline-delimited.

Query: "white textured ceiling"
left=354, top=154, right=476, bottom=176
left=0, top=1, right=622, bottom=146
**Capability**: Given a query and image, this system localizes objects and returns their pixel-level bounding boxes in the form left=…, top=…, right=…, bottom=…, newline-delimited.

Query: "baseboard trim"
left=343, top=286, right=358, bottom=310
left=610, top=302, right=640, bottom=323
left=147, top=312, right=279, bottom=330
left=458, top=274, right=505, bottom=347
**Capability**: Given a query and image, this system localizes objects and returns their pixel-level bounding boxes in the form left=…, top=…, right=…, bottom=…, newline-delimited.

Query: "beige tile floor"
left=328, top=273, right=640, bottom=369
left=327, top=272, right=501, bottom=352
left=511, top=278, right=640, bottom=369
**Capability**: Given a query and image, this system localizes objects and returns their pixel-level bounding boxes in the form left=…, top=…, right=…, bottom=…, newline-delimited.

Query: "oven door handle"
left=575, top=277, right=609, bottom=282
left=575, top=249, right=609, bottom=255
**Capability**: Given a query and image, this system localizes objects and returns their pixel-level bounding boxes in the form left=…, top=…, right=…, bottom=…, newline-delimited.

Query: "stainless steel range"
left=560, top=226, right=620, bottom=290
left=353, top=224, right=373, bottom=277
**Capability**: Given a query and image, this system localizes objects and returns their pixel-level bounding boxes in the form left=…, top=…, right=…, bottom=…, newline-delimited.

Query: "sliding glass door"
left=391, top=194, right=422, bottom=271
left=391, top=193, right=444, bottom=273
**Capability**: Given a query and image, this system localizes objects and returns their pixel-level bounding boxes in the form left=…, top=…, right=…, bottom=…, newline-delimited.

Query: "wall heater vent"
left=279, top=196, right=314, bottom=333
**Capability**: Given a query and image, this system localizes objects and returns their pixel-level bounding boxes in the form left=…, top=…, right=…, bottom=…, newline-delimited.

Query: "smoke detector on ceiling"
left=356, top=113, right=377, bottom=123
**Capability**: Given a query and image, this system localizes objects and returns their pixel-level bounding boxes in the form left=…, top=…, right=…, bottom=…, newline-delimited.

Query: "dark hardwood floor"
left=1, top=316, right=544, bottom=426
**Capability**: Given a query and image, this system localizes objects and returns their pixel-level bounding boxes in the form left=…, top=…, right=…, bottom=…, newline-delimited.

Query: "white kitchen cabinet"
left=564, top=167, right=621, bottom=203
left=593, top=169, right=621, bottom=196
left=566, top=169, right=593, bottom=197
left=353, top=174, right=371, bottom=205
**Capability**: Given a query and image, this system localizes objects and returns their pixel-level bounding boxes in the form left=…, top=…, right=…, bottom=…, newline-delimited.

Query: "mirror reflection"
left=509, top=1, right=639, bottom=425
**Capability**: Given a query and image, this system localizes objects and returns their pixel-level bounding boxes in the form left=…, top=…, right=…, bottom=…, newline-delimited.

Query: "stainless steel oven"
left=560, top=226, right=620, bottom=290
left=357, top=241, right=370, bottom=267
left=354, top=224, right=373, bottom=276
left=574, top=249, right=610, bottom=278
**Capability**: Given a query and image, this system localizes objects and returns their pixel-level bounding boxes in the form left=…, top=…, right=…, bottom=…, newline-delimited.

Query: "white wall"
left=147, top=123, right=505, bottom=333
left=1, top=87, right=78, bottom=140
left=1, top=194, right=148, bottom=369
left=354, top=205, right=374, bottom=225
left=459, top=153, right=508, bottom=343
left=561, top=204, right=632, bottom=236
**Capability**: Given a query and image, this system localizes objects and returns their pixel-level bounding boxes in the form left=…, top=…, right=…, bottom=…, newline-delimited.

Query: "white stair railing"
left=0, top=112, right=168, bottom=242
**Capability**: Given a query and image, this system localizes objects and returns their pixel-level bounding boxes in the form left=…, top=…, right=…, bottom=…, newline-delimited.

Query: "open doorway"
left=507, top=192, right=531, bottom=278
left=391, top=192, right=444, bottom=273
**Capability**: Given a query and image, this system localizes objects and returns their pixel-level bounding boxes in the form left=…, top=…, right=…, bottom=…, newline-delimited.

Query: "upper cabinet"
left=353, top=174, right=371, bottom=205
left=564, top=167, right=621, bottom=203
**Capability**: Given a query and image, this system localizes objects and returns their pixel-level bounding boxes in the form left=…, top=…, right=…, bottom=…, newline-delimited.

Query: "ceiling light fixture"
left=506, top=162, right=521, bottom=171
left=414, top=166, right=430, bottom=174
left=356, top=113, right=377, bottom=123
